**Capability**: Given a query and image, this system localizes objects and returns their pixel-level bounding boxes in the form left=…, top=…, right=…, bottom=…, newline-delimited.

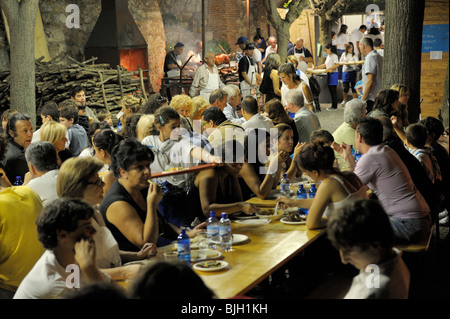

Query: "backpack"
left=309, top=76, right=321, bottom=96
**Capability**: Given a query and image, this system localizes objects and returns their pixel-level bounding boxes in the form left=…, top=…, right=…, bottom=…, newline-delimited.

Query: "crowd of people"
left=0, top=27, right=448, bottom=299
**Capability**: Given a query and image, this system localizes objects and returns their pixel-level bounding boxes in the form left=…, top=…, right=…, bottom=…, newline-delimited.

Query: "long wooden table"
left=195, top=220, right=324, bottom=299
left=116, top=185, right=325, bottom=299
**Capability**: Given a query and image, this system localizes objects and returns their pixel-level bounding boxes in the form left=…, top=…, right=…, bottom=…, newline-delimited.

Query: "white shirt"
left=14, top=250, right=111, bottom=299
left=26, top=169, right=59, bottom=207
left=350, top=29, right=364, bottom=47
left=325, top=53, right=339, bottom=72
left=344, top=248, right=410, bottom=299
left=340, top=52, right=359, bottom=72
left=223, top=103, right=246, bottom=124
left=335, top=33, right=348, bottom=51
left=242, top=113, right=274, bottom=133
left=265, top=45, right=277, bottom=57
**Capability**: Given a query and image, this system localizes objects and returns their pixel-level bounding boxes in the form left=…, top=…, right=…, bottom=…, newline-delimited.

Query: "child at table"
left=327, top=198, right=410, bottom=299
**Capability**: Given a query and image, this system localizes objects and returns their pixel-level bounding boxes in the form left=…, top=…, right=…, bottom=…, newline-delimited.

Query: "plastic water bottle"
left=297, top=184, right=309, bottom=215
left=219, top=213, right=232, bottom=252
left=297, top=184, right=307, bottom=200
left=280, top=173, right=290, bottom=197
left=177, top=227, right=191, bottom=265
left=350, top=145, right=355, bottom=159
left=355, top=150, right=362, bottom=162
left=116, top=119, right=122, bottom=132
left=206, top=211, right=219, bottom=249
left=309, top=183, right=317, bottom=199
left=13, top=176, right=23, bottom=186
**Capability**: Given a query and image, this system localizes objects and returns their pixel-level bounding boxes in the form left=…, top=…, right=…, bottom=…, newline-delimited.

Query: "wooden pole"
left=98, top=71, right=109, bottom=111
left=247, top=0, right=250, bottom=40
left=117, top=65, right=124, bottom=98
left=202, top=0, right=206, bottom=60
left=139, top=66, right=148, bottom=101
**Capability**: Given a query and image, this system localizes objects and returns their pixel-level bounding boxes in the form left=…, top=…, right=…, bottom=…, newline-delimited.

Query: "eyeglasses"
left=86, top=178, right=105, bottom=186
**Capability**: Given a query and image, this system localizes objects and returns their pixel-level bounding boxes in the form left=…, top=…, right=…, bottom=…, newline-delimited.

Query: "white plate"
left=280, top=217, right=306, bottom=225
left=232, top=234, right=249, bottom=245
left=193, top=260, right=229, bottom=272
left=234, top=219, right=271, bottom=226
left=211, top=234, right=250, bottom=245
left=190, top=249, right=222, bottom=263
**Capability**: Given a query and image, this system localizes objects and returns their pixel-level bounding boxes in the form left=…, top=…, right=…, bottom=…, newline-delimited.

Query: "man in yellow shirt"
left=0, top=185, right=44, bottom=298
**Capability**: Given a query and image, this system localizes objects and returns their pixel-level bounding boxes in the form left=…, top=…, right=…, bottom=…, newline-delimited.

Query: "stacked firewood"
left=0, top=55, right=150, bottom=116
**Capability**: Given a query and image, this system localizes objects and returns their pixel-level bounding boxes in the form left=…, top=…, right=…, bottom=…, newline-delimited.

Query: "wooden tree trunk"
left=317, top=17, right=333, bottom=65
left=0, top=0, right=39, bottom=126
left=383, top=0, right=425, bottom=123
left=442, top=54, right=449, bottom=127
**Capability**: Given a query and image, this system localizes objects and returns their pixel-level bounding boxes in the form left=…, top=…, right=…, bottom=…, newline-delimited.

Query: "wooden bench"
left=395, top=224, right=435, bottom=253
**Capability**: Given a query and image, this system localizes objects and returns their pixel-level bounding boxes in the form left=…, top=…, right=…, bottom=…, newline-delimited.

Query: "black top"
left=163, top=51, right=180, bottom=77
left=260, top=70, right=281, bottom=102
left=99, top=180, right=178, bottom=251
left=238, top=55, right=254, bottom=82
left=1, top=140, right=29, bottom=183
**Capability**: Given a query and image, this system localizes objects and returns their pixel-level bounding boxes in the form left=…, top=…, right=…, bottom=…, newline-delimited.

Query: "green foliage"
left=205, top=40, right=231, bottom=55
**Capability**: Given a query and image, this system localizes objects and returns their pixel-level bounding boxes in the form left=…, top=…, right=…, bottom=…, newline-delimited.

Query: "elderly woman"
left=119, top=95, right=142, bottom=128
left=170, top=94, right=194, bottom=131
left=190, top=95, right=209, bottom=132
left=39, top=120, right=72, bottom=166
left=99, top=138, right=206, bottom=249
left=332, top=99, right=367, bottom=147
left=57, top=156, right=156, bottom=281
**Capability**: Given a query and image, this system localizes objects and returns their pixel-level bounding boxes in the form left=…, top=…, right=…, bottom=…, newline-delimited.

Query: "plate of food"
left=232, top=234, right=249, bottom=245
left=191, top=249, right=222, bottom=263
left=280, top=211, right=307, bottom=225
left=193, top=260, right=229, bottom=272
left=232, top=212, right=258, bottom=220
left=255, top=208, right=283, bottom=221
left=234, top=219, right=271, bottom=226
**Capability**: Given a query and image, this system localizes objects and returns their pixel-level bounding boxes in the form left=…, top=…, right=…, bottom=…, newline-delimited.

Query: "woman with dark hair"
left=93, top=128, right=125, bottom=193
left=315, top=43, right=340, bottom=111
left=339, top=42, right=359, bottom=105
left=239, top=129, right=290, bottom=200
left=264, top=98, right=299, bottom=153
left=141, top=106, right=217, bottom=227
left=99, top=138, right=206, bottom=249
left=277, top=141, right=367, bottom=229
left=279, top=63, right=314, bottom=112
left=368, top=89, right=400, bottom=118
left=190, top=139, right=259, bottom=218
left=259, top=53, right=282, bottom=102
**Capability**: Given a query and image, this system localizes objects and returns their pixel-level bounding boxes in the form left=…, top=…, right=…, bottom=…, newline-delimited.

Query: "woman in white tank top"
left=277, top=140, right=367, bottom=229
left=278, top=63, right=314, bottom=112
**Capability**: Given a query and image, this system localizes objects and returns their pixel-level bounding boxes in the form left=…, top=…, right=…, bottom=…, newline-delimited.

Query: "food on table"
left=285, top=211, right=307, bottom=222
left=196, top=260, right=222, bottom=269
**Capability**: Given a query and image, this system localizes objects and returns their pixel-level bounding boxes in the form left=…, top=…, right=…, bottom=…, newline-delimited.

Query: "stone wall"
left=1, top=0, right=273, bottom=92
left=38, top=0, right=165, bottom=92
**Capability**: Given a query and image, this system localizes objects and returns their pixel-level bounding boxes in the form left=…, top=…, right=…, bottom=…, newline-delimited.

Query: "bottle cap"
left=210, top=211, right=216, bottom=217
left=282, top=173, right=287, bottom=178
left=221, top=212, right=227, bottom=218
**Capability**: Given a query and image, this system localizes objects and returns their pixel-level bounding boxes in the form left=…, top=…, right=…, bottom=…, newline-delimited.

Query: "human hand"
left=239, top=202, right=259, bottom=214
left=74, top=239, right=96, bottom=271
left=147, top=182, right=163, bottom=205
left=292, top=142, right=306, bottom=161
left=137, top=242, right=157, bottom=260
left=276, top=196, right=293, bottom=210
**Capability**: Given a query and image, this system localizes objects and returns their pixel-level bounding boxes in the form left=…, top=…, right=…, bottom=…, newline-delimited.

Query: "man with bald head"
left=189, top=50, right=225, bottom=102
left=287, top=38, right=313, bottom=72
